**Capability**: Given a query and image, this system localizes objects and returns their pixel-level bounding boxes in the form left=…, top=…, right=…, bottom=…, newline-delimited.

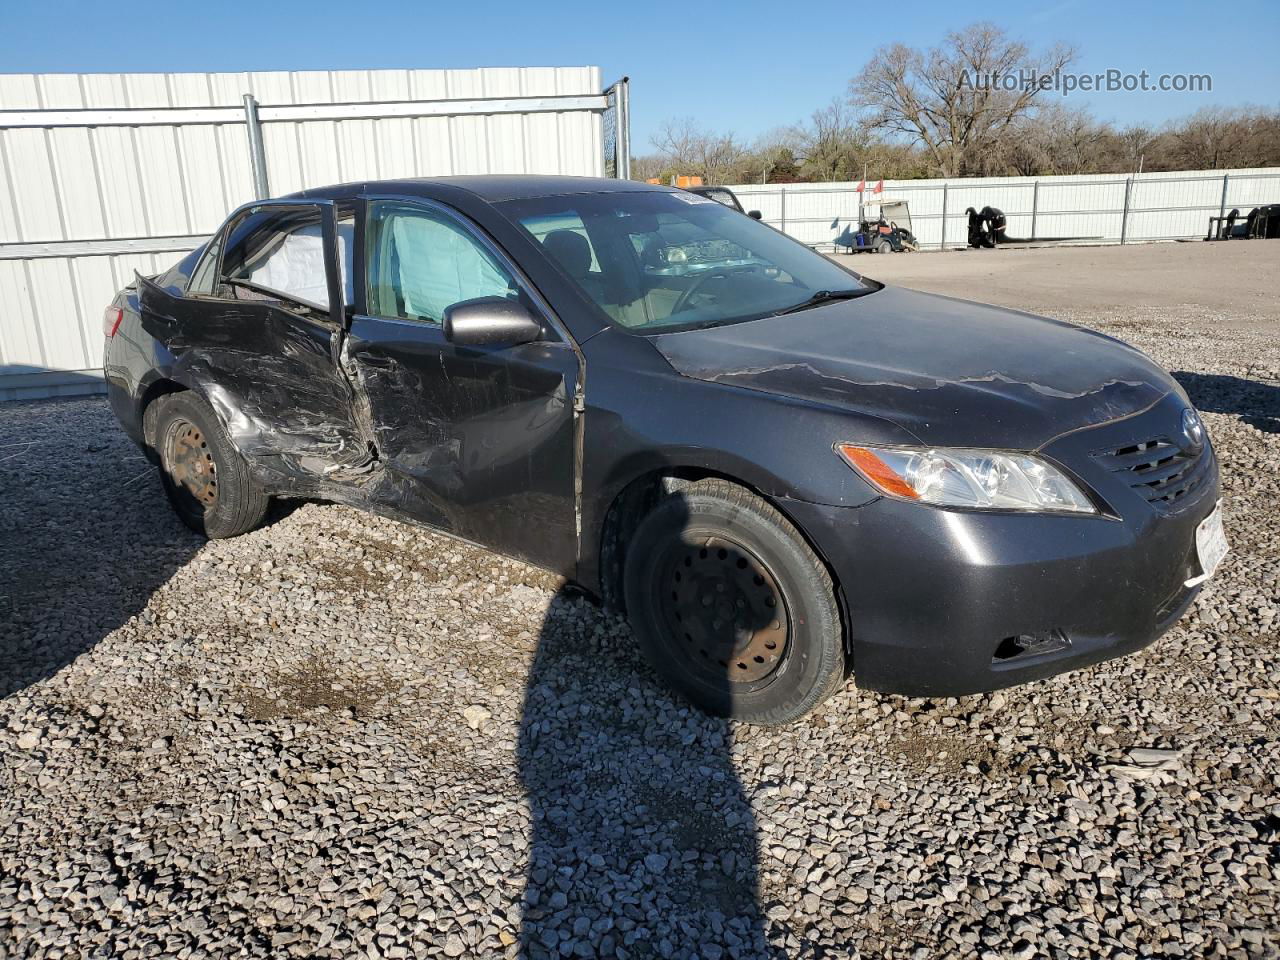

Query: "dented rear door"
left=138, top=201, right=367, bottom=480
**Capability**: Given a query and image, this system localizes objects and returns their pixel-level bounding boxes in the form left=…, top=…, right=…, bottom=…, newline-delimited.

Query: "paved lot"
left=2, top=242, right=1278, bottom=959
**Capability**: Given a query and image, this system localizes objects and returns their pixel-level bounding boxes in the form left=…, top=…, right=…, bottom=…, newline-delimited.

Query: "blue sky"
left=2, top=0, right=1277, bottom=150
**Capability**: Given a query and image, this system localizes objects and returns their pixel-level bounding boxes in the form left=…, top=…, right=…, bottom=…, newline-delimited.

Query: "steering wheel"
left=671, top=264, right=761, bottom=315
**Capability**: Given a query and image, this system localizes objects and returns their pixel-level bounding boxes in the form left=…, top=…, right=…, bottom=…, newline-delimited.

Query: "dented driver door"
left=343, top=198, right=580, bottom=575
left=138, top=201, right=368, bottom=481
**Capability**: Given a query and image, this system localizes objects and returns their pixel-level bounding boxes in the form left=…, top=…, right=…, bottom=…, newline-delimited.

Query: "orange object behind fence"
left=646, top=175, right=706, bottom=187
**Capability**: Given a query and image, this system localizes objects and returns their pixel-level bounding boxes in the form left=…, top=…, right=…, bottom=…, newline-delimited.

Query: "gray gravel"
left=2, top=297, right=1277, bottom=958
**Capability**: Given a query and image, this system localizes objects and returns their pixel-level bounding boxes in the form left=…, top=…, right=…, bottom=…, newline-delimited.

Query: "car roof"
left=291, top=174, right=665, bottom=204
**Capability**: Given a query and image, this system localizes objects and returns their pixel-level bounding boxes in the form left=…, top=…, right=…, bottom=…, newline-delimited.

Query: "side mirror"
left=748, top=210, right=763, bottom=220
left=443, top=297, right=542, bottom=347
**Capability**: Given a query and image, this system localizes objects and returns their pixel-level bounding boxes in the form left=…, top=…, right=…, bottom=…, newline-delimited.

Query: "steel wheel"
left=164, top=418, right=218, bottom=512
left=656, top=535, right=790, bottom=691
left=625, top=479, right=846, bottom=723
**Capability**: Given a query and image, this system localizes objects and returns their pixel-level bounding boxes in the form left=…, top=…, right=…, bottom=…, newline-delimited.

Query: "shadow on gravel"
left=518, top=497, right=780, bottom=958
left=1173, top=371, right=1280, bottom=435
left=0, top=399, right=202, bottom=699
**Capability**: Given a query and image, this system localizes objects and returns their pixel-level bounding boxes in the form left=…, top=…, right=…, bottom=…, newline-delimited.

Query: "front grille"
left=1093, top=436, right=1212, bottom=512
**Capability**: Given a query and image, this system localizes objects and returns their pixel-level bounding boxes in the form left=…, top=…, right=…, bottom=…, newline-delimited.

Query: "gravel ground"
left=2, top=245, right=1278, bottom=959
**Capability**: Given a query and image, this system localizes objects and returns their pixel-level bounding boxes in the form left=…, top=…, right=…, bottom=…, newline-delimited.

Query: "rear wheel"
left=875, top=238, right=892, bottom=254
left=152, top=392, right=269, bottom=539
left=624, top=479, right=846, bottom=725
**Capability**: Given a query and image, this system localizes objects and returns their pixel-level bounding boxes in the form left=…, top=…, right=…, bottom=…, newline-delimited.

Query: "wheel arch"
left=137, top=376, right=190, bottom=455
left=594, top=463, right=853, bottom=660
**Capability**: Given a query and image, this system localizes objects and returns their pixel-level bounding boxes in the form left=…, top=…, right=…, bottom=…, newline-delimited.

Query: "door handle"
left=359, top=354, right=395, bottom=369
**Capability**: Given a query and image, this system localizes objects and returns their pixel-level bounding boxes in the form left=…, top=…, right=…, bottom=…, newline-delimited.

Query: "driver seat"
left=542, top=230, right=605, bottom=300
left=541, top=229, right=648, bottom=326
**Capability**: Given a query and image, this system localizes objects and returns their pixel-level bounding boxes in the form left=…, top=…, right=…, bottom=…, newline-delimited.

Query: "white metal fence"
left=0, top=67, right=626, bottom=401
left=725, top=168, right=1280, bottom=251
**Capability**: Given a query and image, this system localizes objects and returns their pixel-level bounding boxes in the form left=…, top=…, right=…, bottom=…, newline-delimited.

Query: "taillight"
left=103, top=306, right=124, bottom=338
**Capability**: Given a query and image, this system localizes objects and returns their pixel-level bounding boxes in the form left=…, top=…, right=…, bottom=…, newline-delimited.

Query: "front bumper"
left=785, top=398, right=1220, bottom=697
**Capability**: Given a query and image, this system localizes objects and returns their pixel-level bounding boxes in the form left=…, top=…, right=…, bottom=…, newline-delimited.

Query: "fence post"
left=1120, top=177, right=1132, bottom=245
left=939, top=183, right=948, bottom=250
left=1218, top=173, right=1230, bottom=221
left=242, top=94, right=270, bottom=200
left=780, top=186, right=787, bottom=236
left=617, top=78, right=631, bottom=181
left=1031, top=181, right=1039, bottom=240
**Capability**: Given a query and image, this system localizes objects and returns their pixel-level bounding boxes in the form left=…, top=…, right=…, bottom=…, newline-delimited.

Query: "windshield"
left=694, top=188, right=740, bottom=209
left=497, top=190, right=872, bottom=333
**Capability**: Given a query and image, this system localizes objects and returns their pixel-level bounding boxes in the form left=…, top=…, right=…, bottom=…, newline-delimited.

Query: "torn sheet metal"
left=138, top=274, right=371, bottom=481
left=135, top=264, right=581, bottom=576
left=344, top=317, right=580, bottom=574
left=651, top=284, right=1176, bottom=450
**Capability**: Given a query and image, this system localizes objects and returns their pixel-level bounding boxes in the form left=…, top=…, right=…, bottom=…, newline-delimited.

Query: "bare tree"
left=1112, top=124, right=1162, bottom=173
left=641, top=71, right=1278, bottom=184
left=792, top=100, right=869, bottom=181
left=752, top=126, right=803, bottom=155
left=1166, top=106, right=1280, bottom=170
left=648, top=117, right=745, bottom=184
left=851, top=23, right=1075, bottom=177
left=650, top=117, right=702, bottom=171
left=696, top=134, right=747, bottom=185
left=1026, top=103, right=1111, bottom=175
left=744, top=128, right=805, bottom=183
left=629, top=153, right=669, bottom=182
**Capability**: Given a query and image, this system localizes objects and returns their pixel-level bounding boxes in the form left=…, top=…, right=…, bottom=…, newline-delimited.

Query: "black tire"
left=623, top=479, right=846, bottom=725
left=152, top=391, right=269, bottom=539
left=875, top=239, right=892, bottom=254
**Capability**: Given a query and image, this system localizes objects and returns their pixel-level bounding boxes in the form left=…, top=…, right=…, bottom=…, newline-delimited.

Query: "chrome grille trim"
left=1093, top=435, right=1211, bottom=511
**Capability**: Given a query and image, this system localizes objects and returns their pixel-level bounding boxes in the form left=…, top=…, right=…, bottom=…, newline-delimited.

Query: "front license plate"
left=1186, top=501, right=1228, bottom=587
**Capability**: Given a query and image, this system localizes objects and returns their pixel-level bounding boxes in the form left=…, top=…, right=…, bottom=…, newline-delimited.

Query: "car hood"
left=651, top=285, right=1180, bottom=449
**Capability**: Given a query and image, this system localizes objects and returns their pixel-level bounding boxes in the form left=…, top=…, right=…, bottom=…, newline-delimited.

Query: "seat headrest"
left=542, top=230, right=593, bottom=279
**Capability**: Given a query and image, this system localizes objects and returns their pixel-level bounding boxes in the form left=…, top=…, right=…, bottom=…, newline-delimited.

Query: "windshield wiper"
left=774, top=288, right=867, bottom=316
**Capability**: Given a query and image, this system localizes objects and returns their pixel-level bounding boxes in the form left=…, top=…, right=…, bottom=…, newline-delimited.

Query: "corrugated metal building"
left=0, top=66, right=621, bottom=400
left=726, top=167, right=1280, bottom=251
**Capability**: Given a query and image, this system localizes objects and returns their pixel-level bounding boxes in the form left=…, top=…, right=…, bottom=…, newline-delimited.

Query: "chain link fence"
left=601, top=77, right=631, bottom=181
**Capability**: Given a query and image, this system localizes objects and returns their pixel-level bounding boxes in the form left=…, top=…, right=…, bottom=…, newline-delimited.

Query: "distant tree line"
left=632, top=23, right=1280, bottom=185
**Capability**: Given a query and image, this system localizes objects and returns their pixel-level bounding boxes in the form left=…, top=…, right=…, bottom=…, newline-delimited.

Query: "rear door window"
left=699, top=189, right=738, bottom=208
left=202, top=206, right=353, bottom=310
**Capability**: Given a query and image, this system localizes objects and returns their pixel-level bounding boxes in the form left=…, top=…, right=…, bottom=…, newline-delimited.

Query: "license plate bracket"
left=1185, top=501, right=1228, bottom=588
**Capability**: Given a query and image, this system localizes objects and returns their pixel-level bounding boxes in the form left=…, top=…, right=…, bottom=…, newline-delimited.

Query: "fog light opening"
left=992, top=630, right=1071, bottom=663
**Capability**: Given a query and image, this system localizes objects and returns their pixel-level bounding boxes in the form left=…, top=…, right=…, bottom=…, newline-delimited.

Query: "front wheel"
left=152, top=391, right=270, bottom=539
left=624, top=479, right=846, bottom=725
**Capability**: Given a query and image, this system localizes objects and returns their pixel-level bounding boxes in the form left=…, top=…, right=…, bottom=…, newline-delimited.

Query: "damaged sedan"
left=104, top=176, right=1226, bottom=724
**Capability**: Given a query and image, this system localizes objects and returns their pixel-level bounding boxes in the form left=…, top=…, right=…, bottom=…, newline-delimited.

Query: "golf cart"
left=835, top=198, right=918, bottom=253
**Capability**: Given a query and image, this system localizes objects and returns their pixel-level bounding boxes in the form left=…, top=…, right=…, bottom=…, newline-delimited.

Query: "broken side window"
left=213, top=208, right=354, bottom=310
left=187, top=237, right=222, bottom=296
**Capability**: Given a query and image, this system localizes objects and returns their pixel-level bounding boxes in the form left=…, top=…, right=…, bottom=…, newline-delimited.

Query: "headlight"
left=836, top=444, right=1097, bottom=514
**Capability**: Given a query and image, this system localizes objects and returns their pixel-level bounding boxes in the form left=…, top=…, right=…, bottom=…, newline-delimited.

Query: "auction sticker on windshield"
left=1186, top=501, right=1228, bottom=587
